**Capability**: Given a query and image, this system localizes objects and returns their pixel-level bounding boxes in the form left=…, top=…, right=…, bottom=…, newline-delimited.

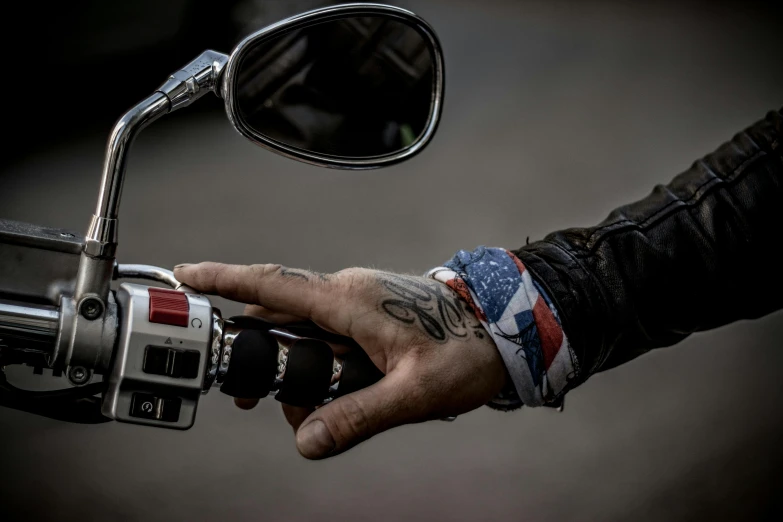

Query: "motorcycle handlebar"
left=0, top=299, right=59, bottom=361
left=0, top=289, right=387, bottom=425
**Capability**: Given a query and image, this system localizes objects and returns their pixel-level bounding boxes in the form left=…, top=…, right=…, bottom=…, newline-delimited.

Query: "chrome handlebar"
left=0, top=264, right=188, bottom=362
left=0, top=300, right=60, bottom=339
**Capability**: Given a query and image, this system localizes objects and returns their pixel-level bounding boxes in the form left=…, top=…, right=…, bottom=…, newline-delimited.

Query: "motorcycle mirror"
left=221, top=4, right=445, bottom=169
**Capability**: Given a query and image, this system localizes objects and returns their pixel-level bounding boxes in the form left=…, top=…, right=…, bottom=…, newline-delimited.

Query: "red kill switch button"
left=148, top=288, right=189, bottom=327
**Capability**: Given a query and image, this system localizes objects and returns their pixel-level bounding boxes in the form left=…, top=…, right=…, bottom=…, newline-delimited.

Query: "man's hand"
left=174, top=263, right=507, bottom=460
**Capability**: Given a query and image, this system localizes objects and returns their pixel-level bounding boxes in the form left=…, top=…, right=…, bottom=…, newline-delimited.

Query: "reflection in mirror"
left=235, top=17, right=435, bottom=158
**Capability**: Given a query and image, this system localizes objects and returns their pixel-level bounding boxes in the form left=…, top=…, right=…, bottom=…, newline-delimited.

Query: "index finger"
left=174, top=262, right=329, bottom=320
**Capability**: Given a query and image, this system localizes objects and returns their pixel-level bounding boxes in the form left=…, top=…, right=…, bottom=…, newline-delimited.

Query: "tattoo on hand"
left=280, top=267, right=330, bottom=282
left=280, top=267, right=309, bottom=281
left=377, top=274, right=484, bottom=343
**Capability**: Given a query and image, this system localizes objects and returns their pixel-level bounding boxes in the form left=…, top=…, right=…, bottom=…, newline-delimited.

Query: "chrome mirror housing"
left=221, top=3, right=445, bottom=169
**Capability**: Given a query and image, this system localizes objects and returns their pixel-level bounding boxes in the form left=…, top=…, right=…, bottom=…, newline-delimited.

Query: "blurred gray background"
left=1, top=0, right=782, bottom=520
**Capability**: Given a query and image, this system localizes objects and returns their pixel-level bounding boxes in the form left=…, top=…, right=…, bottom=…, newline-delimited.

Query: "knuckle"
left=252, top=263, right=283, bottom=278
left=213, top=264, right=232, bottom=290
left=335, top=267, right=372, bottom=296
left=335, top=266, right=361, bottom=283
left=332, top=395, right=372, bottom=441
left=247, top=264, right=283, bottom=304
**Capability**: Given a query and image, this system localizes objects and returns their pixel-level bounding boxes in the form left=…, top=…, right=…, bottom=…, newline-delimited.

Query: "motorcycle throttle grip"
left=219, top=317, right=384, bottom=407
left=219, top=329, right=278, bottom=399
left=264, top=319, right=386, bottom=398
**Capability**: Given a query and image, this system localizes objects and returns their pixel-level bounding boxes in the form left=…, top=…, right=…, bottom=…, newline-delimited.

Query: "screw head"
left=68, top=366, right=91, bottom=385
left=80, top=297, right=104, bottom=320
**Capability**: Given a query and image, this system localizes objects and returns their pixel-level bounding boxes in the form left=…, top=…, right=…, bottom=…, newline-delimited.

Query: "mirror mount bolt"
left=157, top=50, right=229, bottom=111
left=79, top=297, right=104, bottom=321
left=68, top=366, right=92, bottom=386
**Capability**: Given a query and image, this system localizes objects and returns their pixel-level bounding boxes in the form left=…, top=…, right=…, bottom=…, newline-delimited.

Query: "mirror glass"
left=234, top=16, right=436, bottom=158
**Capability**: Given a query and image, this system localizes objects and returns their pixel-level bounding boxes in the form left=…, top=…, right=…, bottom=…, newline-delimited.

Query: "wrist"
left=428, top=246, right=578, bottom=408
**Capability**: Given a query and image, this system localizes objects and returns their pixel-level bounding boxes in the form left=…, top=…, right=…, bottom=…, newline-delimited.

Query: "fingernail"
left=174, top=263, right=192, bottom=270
left=296, top=420, right=334, bottom=459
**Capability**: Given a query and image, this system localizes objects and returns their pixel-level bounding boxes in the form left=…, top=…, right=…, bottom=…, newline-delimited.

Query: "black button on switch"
left=144, top=346, right=200, bottom=379
left=130, top=393, right=159, bottom=420
left=143, top=347, right=169, bottom=376
left=130, top=393, right=182, bottom=423
left=179, top=350, right=200, bottom=379
left=159, top=397, right=182, bottom=422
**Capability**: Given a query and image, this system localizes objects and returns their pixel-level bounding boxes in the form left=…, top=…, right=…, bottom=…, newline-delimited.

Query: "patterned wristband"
left=427, top=247, right=578, bottom=408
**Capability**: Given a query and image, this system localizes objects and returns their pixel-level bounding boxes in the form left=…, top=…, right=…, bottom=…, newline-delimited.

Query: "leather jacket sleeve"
left=513, top=108, right=783, bottom=389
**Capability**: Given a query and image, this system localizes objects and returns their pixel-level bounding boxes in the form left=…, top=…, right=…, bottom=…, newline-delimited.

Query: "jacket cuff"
left=428, top=246, right=578, bottom=407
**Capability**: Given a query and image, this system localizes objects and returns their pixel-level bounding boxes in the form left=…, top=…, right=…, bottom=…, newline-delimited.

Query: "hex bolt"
left=80, top=297, right=104, bottom=320
left=68, top=366, right=91, bottom=386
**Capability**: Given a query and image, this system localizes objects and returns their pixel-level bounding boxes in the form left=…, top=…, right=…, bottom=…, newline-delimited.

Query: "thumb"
left=295, top=371, right=421, bottom=459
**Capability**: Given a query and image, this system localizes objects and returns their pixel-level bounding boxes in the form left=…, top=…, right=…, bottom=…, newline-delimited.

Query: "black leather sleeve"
left=513, top=108, right=783, bottom=389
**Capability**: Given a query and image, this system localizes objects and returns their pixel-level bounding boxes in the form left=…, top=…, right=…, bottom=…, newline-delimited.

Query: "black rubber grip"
left=219, top=329, right=278, bottom=399
left=224, top=316, right=385, bottom=404
left=335, top=348, right=384, bottom=397
left=275, top=339, right=334, bottom=407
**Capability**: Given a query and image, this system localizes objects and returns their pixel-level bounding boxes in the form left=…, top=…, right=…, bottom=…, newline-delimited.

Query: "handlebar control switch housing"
left=101, top=284, right=213, bottom=429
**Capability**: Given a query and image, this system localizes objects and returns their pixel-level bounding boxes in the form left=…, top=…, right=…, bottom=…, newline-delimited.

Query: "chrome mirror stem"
left=86, top=92, right=170, bottom=259
left=76, top=51, right=229, bottom=302
left=114, top=263, right=193, bottom=292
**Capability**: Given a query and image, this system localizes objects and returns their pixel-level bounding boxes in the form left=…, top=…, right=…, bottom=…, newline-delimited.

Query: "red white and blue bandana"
left=428, top=247, right=578, bottom=409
